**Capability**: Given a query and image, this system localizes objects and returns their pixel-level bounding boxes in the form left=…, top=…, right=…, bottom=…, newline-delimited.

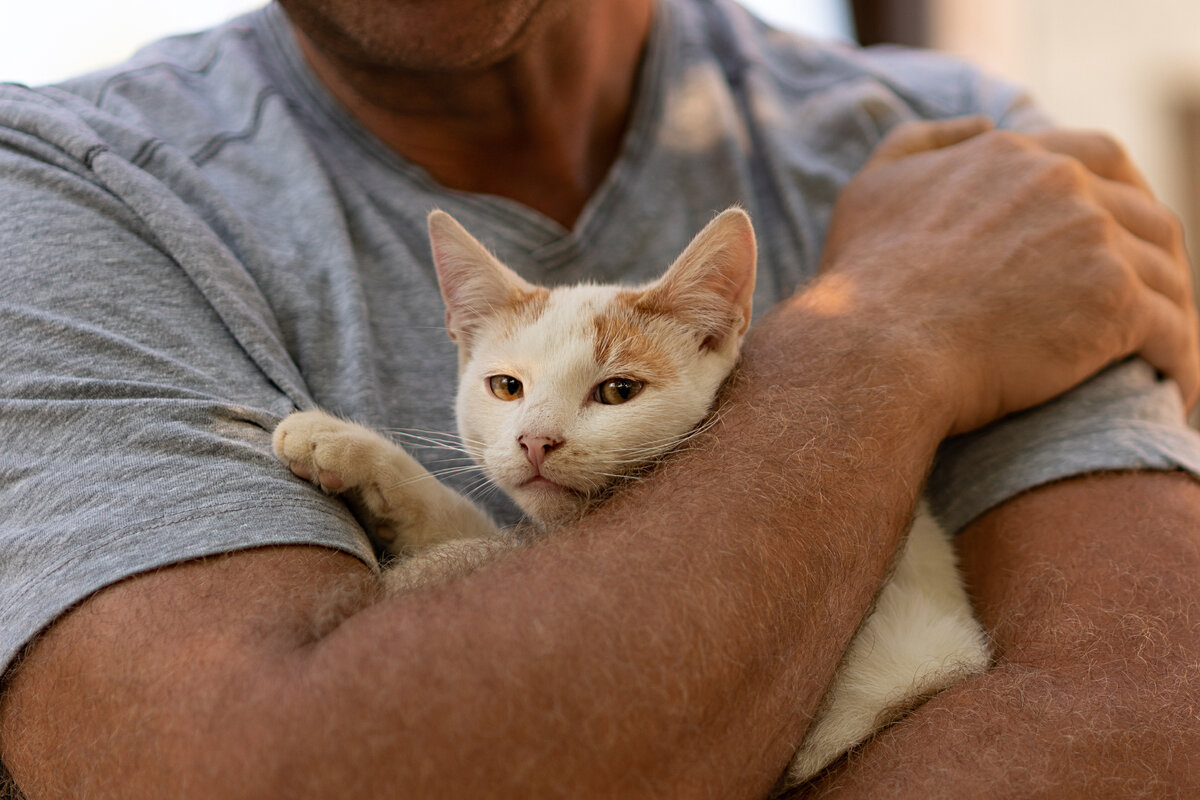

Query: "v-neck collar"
left=256, top=1, right=676, bottom=268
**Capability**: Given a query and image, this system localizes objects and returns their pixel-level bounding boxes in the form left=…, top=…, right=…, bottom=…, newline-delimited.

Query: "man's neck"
left=293, top=0, right=655, bottom=228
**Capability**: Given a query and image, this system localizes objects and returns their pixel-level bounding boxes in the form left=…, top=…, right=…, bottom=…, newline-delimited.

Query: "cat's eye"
left=488, top=375, right=523, bottom=401
left=594, top=377, right=644, bottom=405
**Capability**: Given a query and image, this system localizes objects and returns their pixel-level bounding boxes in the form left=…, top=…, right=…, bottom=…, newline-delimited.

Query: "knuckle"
left=977, top=128, right=1031, bottom=155
left=1083, top=130, right=1130, bottom=164
left=1085, top=252, right=1136, bottom=311
left=1084, top=204, right=1121, bottom=243
left=878, top=118, right=926, bottom=148
left=1037, top=152, right=1089, bottom=190
left=1058, top=196, right=1118, bottom=245
left=1161, top=207, right=1187, bottom=249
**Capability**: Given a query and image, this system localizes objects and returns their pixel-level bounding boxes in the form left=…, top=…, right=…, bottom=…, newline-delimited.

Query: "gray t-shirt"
left=1, top=0, right=1198, bottom=678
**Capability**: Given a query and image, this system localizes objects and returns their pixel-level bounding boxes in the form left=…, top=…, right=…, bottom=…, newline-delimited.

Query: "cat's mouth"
left=520, top=475, right=571, bottom=492
left=511, top=473, right=595, bottom=524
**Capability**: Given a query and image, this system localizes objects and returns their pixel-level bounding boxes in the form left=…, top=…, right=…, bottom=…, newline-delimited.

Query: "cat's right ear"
left=427, top=210, right=545, bottom=347
left=640, top=207, right=757, bottom=351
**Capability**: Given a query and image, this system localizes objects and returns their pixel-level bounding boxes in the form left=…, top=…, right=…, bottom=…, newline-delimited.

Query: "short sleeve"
left=0, top=88, right=375, bottom=678
left=927, top=360, right=1200, bottom=532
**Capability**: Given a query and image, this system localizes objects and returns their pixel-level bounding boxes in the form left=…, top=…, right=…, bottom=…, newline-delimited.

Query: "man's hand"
left=816, top=116, right=1199, bottom=435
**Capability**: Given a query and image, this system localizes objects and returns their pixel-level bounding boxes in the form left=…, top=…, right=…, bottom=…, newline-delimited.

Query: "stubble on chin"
left=277, top=0, right=569, bottom=74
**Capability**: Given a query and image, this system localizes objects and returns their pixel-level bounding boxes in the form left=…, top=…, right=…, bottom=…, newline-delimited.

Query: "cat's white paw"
left=275, top=411, right=384, bottom=497
left=273, top=410, right=498, bottom=552
left=273, top=410, right=415, bottom=538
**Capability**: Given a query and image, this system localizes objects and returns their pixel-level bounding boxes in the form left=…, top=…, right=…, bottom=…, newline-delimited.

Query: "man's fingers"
left=1033, top=129, right=1154, bottom=194
left=1133, top=287, right=1200, bottom=409
left=1091, top=177, right=1188, bottom=259
left=869, top=115, right=994, bottom=163
left=1116, top=228, right=1192, bottom=309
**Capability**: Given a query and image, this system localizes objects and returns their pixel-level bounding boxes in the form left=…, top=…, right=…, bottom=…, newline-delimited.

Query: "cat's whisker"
left=465, top=475, right=498, bottom=495
left=389, top=440, right=470, bottom=453
left=425, top=465, right=488, bottom=480
left=462, top=478, right=502, bottom=505
left=382, top=426, right=461, bottom=439
left=593, top=471, right=643, bottom=482
left=384, top=464, right=486, bottom=491
left=460, top=472, right=494, bottom=491
left=618, top=414, right=724, bottom=455
left=385, top=426, right=488, bottom=446
left=599, top=427, right=708, bottom=454
left=383, top=431, right=479, bottom=453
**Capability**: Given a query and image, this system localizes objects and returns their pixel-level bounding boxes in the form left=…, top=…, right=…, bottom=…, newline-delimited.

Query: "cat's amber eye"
left=594, top=377, right=644, bottom=405
left=488, top=375, right=523, bottom=401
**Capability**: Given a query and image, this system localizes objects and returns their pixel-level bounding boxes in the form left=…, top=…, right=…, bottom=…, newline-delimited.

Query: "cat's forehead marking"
left=616, top=287, right=669, bottom=320
left=496, top=286, right=551, bottom=339
left=591, top=304, right=680, bottom=380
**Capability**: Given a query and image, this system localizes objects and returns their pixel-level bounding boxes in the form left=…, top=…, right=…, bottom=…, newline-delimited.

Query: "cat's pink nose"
left=518, top=434, right=562, bottom=472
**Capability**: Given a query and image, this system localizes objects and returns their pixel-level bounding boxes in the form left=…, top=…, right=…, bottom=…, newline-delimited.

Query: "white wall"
left=0, top=1, right=266, bottom=85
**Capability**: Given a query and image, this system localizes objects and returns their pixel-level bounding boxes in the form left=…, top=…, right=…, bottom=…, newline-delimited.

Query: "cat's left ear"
left=427, top=210, right=545, bottom=347
left=641, top=207, right=757, bottom=350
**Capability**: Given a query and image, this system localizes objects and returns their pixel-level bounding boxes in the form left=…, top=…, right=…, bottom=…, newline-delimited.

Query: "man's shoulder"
left=0, top=8, right=279, bottom=164
left=677, top=0, right=1043, bottom=129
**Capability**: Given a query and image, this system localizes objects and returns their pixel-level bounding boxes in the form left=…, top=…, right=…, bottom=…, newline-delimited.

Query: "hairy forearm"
left=794, top=471, right=1200, bottom=799
left=1, top=291, right=952, bottom=799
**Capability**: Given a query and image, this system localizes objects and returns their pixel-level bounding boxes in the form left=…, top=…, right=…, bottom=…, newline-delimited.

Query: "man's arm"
left=0, top=306, right=1185, bottom=797
left=0, top=298, right=955, bottom=799
left=797, top=470, right=1200, bottom=798
left=791, top=122, right=1200, bottom=797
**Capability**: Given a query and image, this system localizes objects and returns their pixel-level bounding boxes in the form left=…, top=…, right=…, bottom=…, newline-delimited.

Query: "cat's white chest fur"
left=272, top=208, right=990, bottom=788
left=786, top=505, right=989, bottom=782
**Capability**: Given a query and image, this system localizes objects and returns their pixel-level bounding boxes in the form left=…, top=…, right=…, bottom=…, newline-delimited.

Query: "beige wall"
left=930, top=0, right=1200, bottom=260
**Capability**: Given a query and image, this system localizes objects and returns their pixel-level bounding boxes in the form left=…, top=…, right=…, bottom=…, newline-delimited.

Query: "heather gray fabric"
left=2, top=0, right=1198, bottom=677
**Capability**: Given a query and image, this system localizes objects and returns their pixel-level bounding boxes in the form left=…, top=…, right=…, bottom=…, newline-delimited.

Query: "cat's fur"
left=272, top=208, right=990, bottom=786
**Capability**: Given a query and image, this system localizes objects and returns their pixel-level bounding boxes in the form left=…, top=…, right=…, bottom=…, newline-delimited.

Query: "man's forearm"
left=796, top=471, right=1200, bottom=799
left=0, top=294, right=951, bottom=799
left=294, top=299, right=954, bottom=797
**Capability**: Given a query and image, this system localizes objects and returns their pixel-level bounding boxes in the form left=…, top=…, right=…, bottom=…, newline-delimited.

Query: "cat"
left=271, top=208, right=991, bottom=786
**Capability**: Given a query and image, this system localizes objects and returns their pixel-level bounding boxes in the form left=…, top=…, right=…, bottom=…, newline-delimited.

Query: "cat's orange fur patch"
left=496, top=287, right=550, bottom=339
left=617, top=285, right=738, bottom=352
left=618, top=287, right=674, bottom=321
left=592, top=305, right=679, bottom=381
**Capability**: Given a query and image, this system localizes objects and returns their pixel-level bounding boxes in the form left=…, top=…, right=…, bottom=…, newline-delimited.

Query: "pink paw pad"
left=318, top=470, right=345, bottom=491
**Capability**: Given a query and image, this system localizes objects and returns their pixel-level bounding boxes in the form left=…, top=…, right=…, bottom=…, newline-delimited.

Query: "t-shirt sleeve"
left=927, top=360, right=1200, bottom=532
left=0, top=89, right=375, bottom=678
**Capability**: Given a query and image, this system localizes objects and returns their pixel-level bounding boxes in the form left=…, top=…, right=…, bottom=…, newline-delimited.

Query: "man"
left=1, top=0, right=1198, bottom=797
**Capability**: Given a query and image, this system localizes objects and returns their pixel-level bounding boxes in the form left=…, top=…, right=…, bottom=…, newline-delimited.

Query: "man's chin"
left=279, top=0, right=564, bottom=75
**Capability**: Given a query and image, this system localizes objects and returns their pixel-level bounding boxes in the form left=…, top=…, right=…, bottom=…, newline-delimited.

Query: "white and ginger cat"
left=272, top=208, right=990, bottom=786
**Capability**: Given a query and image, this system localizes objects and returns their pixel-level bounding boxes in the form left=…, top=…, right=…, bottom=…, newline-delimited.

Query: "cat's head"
left=427, top=208, right=756, bottom=524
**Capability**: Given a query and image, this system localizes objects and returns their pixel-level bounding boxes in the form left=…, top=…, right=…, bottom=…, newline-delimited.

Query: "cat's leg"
left=273, top=409, right=499, bottom=552
left=381, top=537, right=523, bottom=596
left=783, top=506, right=992, bottom=786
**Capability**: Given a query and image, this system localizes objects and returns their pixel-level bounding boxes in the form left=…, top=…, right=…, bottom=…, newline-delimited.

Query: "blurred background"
left=2, top=0, right=1197, bottom=271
